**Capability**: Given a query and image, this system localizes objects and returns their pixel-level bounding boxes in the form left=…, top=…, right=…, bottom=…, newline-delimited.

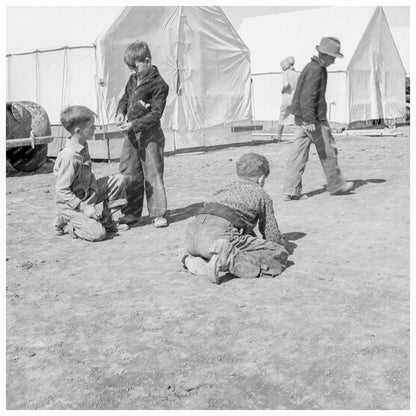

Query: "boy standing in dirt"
left=116, top=41, right=170, bottom=228
left=53, top=106, right=129, bottom=241
left=181, top=153, right=289, bottom=284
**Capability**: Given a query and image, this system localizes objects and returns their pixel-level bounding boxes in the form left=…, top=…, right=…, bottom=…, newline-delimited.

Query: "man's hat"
left=316, top=37, right=344, bottom=58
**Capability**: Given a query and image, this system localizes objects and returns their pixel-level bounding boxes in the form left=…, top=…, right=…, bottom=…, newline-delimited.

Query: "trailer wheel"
left=6, top=144, right=48, bottom=172
left=6, top=101, right=51, bottom=172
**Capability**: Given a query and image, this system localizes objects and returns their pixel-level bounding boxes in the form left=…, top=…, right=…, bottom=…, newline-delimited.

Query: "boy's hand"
left=139, top=100, right=151, bottom=110
left=83, top=205, right=100, bottom=220
left=119, top=122, right=133, bottom=133
left=115, top=114, right=125, bottom=125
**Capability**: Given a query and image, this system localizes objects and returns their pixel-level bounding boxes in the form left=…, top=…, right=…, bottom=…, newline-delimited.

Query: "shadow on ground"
left=129, top=202, right=204, bottom=228
left=304, top=178, right=386, bottom=198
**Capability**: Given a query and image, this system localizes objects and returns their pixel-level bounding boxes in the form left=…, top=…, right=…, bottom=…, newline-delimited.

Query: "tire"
left=7, top=144, right=49, bottom=172
left=6, top=101, right=51, bottom=172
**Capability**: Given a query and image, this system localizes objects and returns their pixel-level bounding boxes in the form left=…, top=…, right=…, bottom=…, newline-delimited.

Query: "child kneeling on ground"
left=182, top=153, right=289, bottom=284
left=52, top=105, right=130, bottom=241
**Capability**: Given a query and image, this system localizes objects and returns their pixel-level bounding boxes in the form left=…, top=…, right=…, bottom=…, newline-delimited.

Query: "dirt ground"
left=6, top=127, right=410, bottom=410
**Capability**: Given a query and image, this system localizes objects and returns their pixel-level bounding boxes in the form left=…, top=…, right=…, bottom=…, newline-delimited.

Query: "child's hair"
left=236, top=153, right=270, bottom=179
left=124, top=41, right=152, bottom=69
left=280, top=56, right=295, bottom=71
left=60, top=106, right=95, bottom=133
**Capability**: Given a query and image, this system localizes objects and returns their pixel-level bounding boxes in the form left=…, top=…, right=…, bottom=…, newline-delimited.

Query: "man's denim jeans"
left=283, top=119, right=346, bottom=196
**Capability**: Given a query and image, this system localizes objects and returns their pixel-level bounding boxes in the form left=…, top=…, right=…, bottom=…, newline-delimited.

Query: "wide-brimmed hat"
left=316, top=37, right=344, bottom=58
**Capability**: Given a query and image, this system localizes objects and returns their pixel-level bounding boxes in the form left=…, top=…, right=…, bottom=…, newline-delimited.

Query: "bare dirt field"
left=6, top=127, right=410, bottom=410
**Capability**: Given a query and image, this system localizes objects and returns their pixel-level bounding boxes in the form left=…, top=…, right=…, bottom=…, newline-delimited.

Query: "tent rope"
left=35, top=50, right=40, bottom=103
left=57, top=47, right=69, bottom=142
left=7, top=56, right=12, bottom=101
left=94, top=44, right=111, bottom=161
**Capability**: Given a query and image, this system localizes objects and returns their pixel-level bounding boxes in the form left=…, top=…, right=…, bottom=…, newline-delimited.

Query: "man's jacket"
left=117, top=65, right=169, bottom=136
left=290, top=56, right=328, bottom=123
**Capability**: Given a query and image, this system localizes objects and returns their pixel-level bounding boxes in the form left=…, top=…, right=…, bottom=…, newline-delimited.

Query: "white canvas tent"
left=390, top=26, right=410, bottom=76
left=6, top=6, right=252, bottom=155
left=238, top=6, right=406, bottom=126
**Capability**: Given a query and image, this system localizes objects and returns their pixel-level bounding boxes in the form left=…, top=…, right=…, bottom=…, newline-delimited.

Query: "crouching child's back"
left=181, top=152, right=289, bottom=284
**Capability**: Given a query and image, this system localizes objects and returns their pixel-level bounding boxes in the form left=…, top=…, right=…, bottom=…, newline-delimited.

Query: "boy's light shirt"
left=53, top=139, right=98, bottom=210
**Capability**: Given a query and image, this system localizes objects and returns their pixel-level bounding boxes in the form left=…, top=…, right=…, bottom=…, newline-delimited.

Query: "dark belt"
left=197, top=202, right=251, bottom=232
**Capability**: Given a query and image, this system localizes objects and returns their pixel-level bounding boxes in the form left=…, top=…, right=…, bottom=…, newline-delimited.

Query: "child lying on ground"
left=181, top=153, right=289, bottom=284
left=52, top=105, right=130, bottom=241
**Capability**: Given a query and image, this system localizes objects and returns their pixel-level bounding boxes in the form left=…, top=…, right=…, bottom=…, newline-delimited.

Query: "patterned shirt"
left=209, top=177, right=284, bottom=244
left=53, top=139, right=97, bottom=210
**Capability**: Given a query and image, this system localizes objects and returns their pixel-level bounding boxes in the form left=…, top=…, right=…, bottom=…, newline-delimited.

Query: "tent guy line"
left=6, top=45, right=97, bottom=57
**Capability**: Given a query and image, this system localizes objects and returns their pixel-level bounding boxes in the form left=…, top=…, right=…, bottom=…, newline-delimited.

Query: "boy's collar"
left=65, top=137, right=85, bottom=153
left=237, top=176, right=261, bottom=185
left=132, top=65, right=157, bottom=83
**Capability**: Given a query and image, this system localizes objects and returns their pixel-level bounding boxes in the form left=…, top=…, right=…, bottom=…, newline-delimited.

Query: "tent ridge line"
left=6, top=45, right=96, bottom=57
left=346, top=5, right=379, bottom=71
left=252, top=70, right=347, bottom=76
left=217, top=6, right=250, bottom=54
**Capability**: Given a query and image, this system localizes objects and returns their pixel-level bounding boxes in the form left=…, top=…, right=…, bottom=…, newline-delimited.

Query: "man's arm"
left=299, top=64, right=322, bottom=124
left=130, top=83, right=169, bottom=133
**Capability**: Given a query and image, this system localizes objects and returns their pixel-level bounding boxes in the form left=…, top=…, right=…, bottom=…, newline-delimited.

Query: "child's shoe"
left=114, top=221, right=130, bottom=232
left=103, top=219, right=129, bottom=232
left=283, top=194, right=308, bottom=201
left=102, top=209, right=129, bottom=232
left=52, top=214, right=68, bottom=236
left=177, top=248, right=208, bottom=276
left=152, top=216, right=168, bottom=228
left=205, top=254, right=221, bottom=284
left=331, top=181, right=354, bottom=195
left=185, top=255, right=209, bottom=276
left=118, top=214, right=139, bottom=224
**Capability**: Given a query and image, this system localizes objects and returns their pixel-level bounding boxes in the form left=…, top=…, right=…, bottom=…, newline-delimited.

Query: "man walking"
left=283, top=37, right=353, bottom=200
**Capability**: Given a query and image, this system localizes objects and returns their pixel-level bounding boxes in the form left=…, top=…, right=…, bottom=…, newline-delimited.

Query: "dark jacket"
left=290, top=56, right=328, bottom=123
left=117, top=65, right=169, bottom=135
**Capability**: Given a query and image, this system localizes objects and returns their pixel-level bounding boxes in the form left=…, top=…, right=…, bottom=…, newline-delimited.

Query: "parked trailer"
left=6, top=101, right=54, bottom=172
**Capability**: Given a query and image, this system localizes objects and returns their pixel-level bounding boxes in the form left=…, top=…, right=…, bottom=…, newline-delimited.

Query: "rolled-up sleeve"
left=300, top=65, right=322, bottom=123
left=55, top=157, right=82, bottom=209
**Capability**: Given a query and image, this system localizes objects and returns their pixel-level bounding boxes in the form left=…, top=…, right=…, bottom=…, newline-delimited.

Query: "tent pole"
left=35, top=50, right=40, bottom=103
left=93, top=44, right=111, bottom=161
left=6, top=56, right=12, bottom=101
left=172, top=5, right=183, bottom=153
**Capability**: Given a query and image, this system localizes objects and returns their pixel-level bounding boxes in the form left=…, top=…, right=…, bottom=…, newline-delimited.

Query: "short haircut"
left=236, top=153, right=270, bottom=179
left=60, top=106, right=95, bottom=133
left=124, top=41, right=152, bottom=68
